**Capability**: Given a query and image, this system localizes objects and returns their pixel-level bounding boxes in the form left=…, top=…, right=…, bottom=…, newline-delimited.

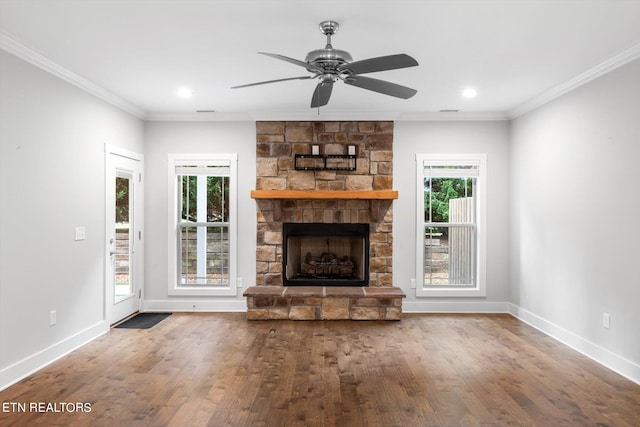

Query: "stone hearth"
left=243, top=286, right=405, bottom=320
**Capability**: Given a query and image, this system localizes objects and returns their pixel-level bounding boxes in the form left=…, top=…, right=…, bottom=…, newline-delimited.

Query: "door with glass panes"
left=106, top=146, right=143, bottom=324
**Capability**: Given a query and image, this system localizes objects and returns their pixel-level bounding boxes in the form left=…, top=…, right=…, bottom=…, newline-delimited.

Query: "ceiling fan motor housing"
left=305, top=48, right=353, bottom=75
left=305, top=21, right=352, bottom=77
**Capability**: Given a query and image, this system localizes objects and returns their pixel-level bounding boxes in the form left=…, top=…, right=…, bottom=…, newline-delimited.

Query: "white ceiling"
left=2, top=0, right=640, bottom=121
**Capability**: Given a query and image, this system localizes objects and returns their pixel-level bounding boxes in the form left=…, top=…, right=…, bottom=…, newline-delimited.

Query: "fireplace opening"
left=283, top=223, right=370, bottom=286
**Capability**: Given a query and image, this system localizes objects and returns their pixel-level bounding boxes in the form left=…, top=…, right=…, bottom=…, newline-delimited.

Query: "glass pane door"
left=114, top=172, right=133, bottom=301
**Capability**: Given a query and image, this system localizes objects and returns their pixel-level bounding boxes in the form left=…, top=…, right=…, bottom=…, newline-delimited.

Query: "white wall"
left=510, top=58, right=640, bottom=380
left=0, top=51, right=144, bottom=389
left=394, top=121, right=511, bottom=311
left=143, top=121, right=256, bottom=310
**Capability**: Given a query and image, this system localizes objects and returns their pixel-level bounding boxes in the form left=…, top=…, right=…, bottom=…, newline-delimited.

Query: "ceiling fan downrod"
left=319, top=20, right=339, bottom=47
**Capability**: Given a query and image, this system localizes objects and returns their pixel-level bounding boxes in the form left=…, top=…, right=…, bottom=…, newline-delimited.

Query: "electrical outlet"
left=603, top=312, right=610, bottom=329
left=237, top=277, right=243, bottom=288
left=74, top=226, right=86, bottom=241
left=410, top=278, right=416, bottom=289
left=49, top=310, right=56, bottom=326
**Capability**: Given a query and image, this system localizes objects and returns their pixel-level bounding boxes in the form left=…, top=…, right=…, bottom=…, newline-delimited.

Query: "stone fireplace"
left=243, top=121, right=405, bottom=320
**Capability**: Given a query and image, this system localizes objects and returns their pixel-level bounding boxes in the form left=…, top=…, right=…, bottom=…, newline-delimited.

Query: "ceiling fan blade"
left=258, top=52, right=323, bottom=73
left=231, top=76, right=313, bottom=89
left=344, top=75, right=417, bottom=99
left=310, top=81, right=334, bottom=108
left=338, top=54, right=418, bottom=75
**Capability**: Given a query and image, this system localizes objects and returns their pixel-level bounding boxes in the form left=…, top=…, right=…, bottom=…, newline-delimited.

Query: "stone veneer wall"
left=255, top=121, right=394, bottom=287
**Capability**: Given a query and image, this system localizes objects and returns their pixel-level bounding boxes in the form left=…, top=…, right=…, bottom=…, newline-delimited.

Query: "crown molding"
left=251, top=111, right=510, bottom=122
left=0, top=32, right=146, bottom=120
left=147, top=111, right=401, bottom=122
left=145, top=112, right=253, bottom=121
left=397, top=111, right=509, bottom=121
left=509, top=42, right=640, bottom=119
left=146, top=110, right=510, bottom=122
left=249, top=111, right=401, bottom=122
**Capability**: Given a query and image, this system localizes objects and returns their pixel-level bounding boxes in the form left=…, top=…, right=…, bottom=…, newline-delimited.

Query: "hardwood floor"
left=1, top=313, right=638, bottom=426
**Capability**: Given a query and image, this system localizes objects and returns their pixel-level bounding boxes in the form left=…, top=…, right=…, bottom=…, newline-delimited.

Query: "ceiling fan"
left=232, top=21, right=419, bottom=108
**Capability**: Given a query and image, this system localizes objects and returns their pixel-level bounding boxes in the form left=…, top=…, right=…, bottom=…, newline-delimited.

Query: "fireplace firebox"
left=283, top=223, right=370, bottom=286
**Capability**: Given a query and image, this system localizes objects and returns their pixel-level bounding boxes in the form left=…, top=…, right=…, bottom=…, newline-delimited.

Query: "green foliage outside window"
left=181, top=176, right=229, bottom=222
left=115, top=177, right=129, bottom=223
left=424, top=177, right=473, bottom=223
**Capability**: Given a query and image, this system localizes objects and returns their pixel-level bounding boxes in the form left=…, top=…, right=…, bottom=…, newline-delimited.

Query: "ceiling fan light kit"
left=232, top=21, right=419, bottom=108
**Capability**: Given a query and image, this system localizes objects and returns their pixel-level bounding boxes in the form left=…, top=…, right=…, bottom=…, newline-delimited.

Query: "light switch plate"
left=74, top=227, right=86, bottom=241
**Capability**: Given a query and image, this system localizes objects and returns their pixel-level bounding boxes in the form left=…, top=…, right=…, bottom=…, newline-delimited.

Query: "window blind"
left=423, top=160, right=480, bottom=178
left=175, top=159, right=231, bottom=176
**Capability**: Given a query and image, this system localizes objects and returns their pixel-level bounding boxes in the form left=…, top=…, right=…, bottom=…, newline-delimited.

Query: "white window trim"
left=167, top=153, right=238, bottom=296
left=415, top=153, right=487, bottom=297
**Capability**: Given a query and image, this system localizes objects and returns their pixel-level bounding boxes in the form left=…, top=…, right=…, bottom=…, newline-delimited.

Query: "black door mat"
left=114, top=313, right=171, bottom=329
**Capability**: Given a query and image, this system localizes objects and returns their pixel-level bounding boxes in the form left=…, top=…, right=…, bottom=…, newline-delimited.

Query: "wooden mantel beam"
left=250, top=190, right=398, bottom=200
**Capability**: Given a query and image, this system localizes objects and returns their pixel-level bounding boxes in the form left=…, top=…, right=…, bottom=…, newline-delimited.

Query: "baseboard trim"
left=142, top=299, right=247, bottom=312
left=508, top=304, right=640, bottom=385
left=0, top=320, right=109, bottom=392
left=403, top=300, right=511, bottom=313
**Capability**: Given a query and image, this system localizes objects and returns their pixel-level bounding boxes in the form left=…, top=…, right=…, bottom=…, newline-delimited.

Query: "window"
left=168, top=154, right=237, bottom=296
left=415, top=153, right=486, bottom=297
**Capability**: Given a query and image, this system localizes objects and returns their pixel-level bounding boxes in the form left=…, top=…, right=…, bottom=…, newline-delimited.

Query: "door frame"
left=105, top=144, right=144, bottom=325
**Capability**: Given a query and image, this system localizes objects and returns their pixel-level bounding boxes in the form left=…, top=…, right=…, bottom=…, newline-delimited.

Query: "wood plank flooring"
left=0, top=313, right=638, bottom=426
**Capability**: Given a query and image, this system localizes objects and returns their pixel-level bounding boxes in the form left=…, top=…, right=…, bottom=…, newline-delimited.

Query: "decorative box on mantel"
left=294, top=154, right=356, bottom=171
left=249, top=121, right=405, bottom=321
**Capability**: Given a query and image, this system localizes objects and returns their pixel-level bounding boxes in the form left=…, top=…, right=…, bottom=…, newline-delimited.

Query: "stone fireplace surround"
left=243, top=121, right=405, bottom=320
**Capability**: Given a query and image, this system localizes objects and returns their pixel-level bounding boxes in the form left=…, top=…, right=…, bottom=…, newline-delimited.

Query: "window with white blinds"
left=415, top=153, right=486, bottom=297
left=168, top=154, right=237, bottom=296
left=174, top=159, right=231, bottom=176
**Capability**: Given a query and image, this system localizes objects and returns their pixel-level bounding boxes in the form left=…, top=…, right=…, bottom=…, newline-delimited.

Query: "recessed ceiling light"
left=462, top=88, right=478, bottom=99
left=176, top=87, right=193, bottom=99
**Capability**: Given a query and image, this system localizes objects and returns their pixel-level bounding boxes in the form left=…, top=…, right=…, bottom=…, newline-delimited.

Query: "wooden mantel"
left=250, top=190, right=398, bottom=200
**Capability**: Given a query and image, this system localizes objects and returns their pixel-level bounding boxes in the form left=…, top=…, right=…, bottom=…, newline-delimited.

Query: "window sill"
left=416, top=286, right=486, bottom=297
left=168, top=286, right=237, bottom=297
